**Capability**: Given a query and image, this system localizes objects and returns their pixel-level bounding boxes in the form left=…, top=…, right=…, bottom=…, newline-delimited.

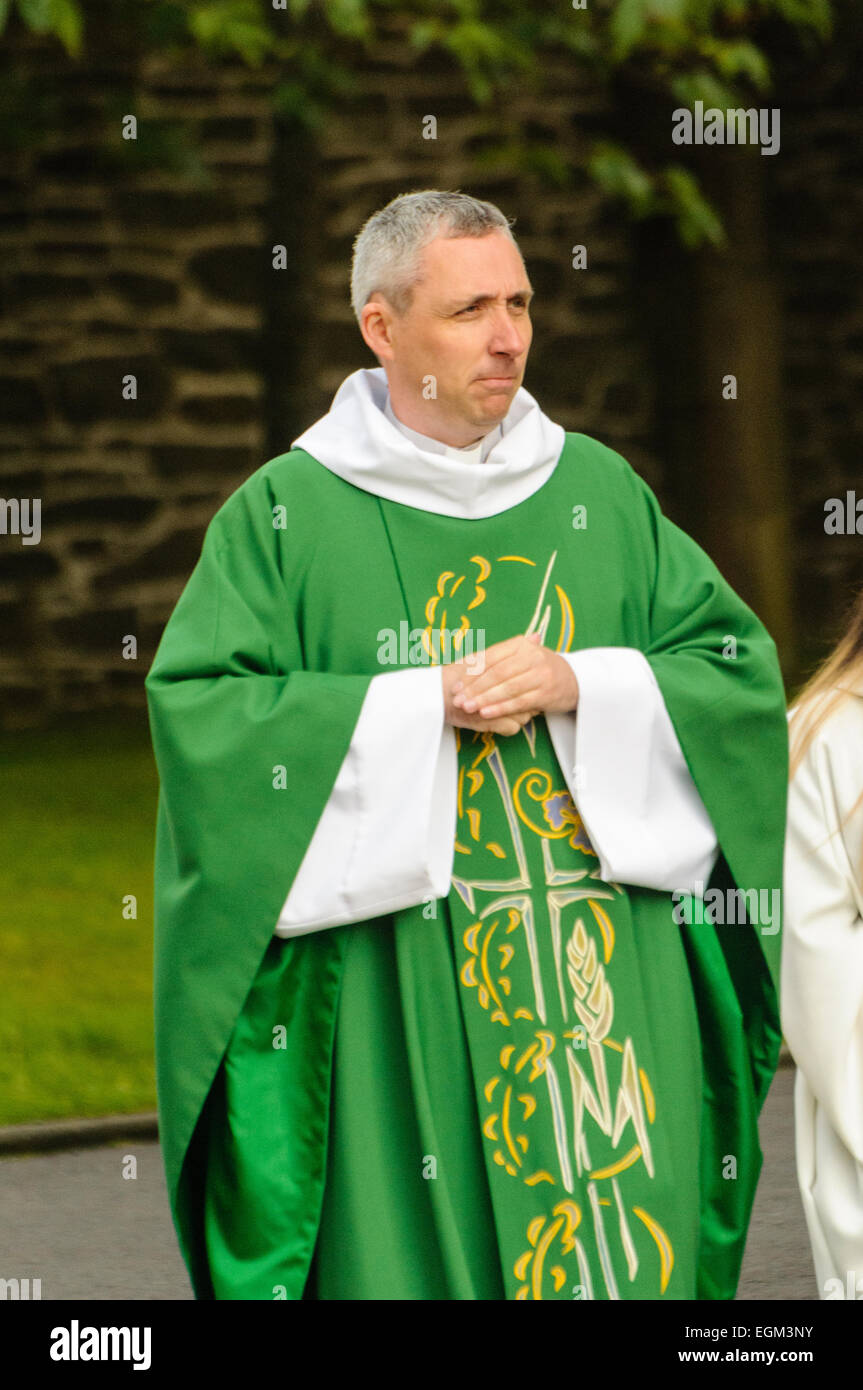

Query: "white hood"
left=291, top=366, right=565, bottom=520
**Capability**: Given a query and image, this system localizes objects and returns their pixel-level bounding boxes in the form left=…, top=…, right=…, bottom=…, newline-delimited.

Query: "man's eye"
left=457, top=300, right=528, bottom=314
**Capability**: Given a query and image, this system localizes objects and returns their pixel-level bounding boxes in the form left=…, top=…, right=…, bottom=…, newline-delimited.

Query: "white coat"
left=782, top=677, right=863, bottom=1299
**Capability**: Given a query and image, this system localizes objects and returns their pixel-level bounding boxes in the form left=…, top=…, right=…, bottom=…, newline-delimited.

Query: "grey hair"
left=350, top=189, right=518, bottom=323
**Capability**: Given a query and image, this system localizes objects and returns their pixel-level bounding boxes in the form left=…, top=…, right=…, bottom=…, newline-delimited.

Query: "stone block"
left=50, top=357, right=172, bottom=422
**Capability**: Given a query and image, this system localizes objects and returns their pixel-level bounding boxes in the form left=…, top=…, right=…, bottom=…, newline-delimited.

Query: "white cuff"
left=274, top=666, right=457, bottom=936
left=545, top=647, right=720, bottom=891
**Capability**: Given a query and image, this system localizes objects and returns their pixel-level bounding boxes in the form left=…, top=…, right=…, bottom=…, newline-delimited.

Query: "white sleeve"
left=545, top=647, right=720, bottom=891
left=781, top=721, right=863, bottom=1162
left=274, top=666, right=457, bottom=937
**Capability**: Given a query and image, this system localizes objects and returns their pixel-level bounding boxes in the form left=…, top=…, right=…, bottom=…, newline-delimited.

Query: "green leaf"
left=699, top=37, right=771, bottom=90
left=49, top=0, right=83, bottom=57
left=0, top=0, right=13, bottom=35
left=273, top=81, right=326, bottom=130
left=16, top=0, right=53, bottom=32
left=104, top=115, right=212, bottom=182
left=552, top=22, right=602, bottom=65
left=472, top=137, right=572, bottom=186
left=671, top=68, right=743, bottom=111
left=324, top=0, right=371, bottom=40
left=186, top=1, right=276, bottom=65
left=465, top=69, right=493, bottom=105
left=714, top=0, right=749, bottom=21
left=588, top=139, right=656, bottom=217
left=408, top=19, right=446, bottom=51
left=608, top=0, right=649, bottom=60
left=646, top=0, right=687, bottom=18
left=663, top=164, right=726, bottom=247
left=445, top=19, right=515, bottom=65
left=521, top=143, right=572, bottom=186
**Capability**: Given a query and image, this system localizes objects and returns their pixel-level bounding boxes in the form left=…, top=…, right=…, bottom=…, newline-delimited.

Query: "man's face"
left=362, top=230, right=534, bottom=446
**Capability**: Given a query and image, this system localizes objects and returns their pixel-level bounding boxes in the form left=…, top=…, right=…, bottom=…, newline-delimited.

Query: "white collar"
left=291, top=366, right=565, bottom=520
left=382, top=394, right=502, bottom=464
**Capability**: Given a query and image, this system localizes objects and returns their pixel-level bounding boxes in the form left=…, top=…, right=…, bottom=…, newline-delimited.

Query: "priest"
left=145, top=189, right=788, bottom=1302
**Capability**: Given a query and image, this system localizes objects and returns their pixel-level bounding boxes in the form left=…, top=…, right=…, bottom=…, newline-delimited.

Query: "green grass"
left=1, top=713, right=159, bottom=1125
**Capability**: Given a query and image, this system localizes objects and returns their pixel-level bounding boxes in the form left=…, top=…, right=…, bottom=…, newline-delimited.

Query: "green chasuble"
left=145, top=432, right=788, bottom=1302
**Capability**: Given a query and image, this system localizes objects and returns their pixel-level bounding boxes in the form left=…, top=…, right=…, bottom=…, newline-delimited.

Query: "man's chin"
left=469, top=379, right=520, bottom=417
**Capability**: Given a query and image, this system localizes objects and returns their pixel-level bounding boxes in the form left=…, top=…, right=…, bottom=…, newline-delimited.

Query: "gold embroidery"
left=421, top=547, right=673, bottom=1298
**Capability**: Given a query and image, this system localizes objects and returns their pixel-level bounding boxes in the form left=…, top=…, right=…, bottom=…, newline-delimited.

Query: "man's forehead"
left=417, top=232, right=532, bottom=302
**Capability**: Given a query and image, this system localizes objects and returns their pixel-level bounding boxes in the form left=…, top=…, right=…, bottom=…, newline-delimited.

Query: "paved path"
left=0, top=1066, right=815, bottom=1300
left=738, top=1065, right=816, bottom=1300
left=0, top=1136, right=192, bottom=1300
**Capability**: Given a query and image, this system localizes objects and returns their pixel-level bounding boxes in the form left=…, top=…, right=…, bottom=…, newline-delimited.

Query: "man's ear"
left=360, top=294, right=396, bottom=363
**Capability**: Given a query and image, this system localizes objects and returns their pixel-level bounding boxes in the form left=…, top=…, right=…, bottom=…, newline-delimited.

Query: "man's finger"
left=462, top=634, right=527, bottom=678
left=455, top=649, right=541, bottom=704
left=457, top=655, right=546, bottom=709
left=456, top=632, right=544, bottom=691
left=474, top=672, right=544, bottom=711
left=478, top=685, right=545, bottom=718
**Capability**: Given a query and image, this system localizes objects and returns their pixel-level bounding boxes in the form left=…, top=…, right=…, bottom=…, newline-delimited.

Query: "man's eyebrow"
left=448, top=287, right=535, bottom=310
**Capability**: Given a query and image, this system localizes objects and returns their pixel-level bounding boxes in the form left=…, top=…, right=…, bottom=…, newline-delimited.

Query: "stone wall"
left=0, top=17, right=861, bottom=726
left=771, top=21, right=863, bottom=679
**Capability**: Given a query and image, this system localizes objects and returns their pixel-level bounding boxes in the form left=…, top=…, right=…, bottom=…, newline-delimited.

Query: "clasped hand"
left=441, top=632, right=579, bottom=737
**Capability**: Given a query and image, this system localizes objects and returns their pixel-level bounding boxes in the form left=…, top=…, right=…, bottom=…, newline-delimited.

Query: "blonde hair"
left=789, top=587, right=863, bottom=779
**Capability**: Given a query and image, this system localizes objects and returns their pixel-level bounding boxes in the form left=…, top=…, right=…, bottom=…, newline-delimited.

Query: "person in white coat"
left=782, top=588, right=863, bottom=1300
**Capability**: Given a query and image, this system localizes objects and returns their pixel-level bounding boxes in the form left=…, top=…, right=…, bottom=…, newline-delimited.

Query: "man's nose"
left=487, top=308, right=528, bottom=356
